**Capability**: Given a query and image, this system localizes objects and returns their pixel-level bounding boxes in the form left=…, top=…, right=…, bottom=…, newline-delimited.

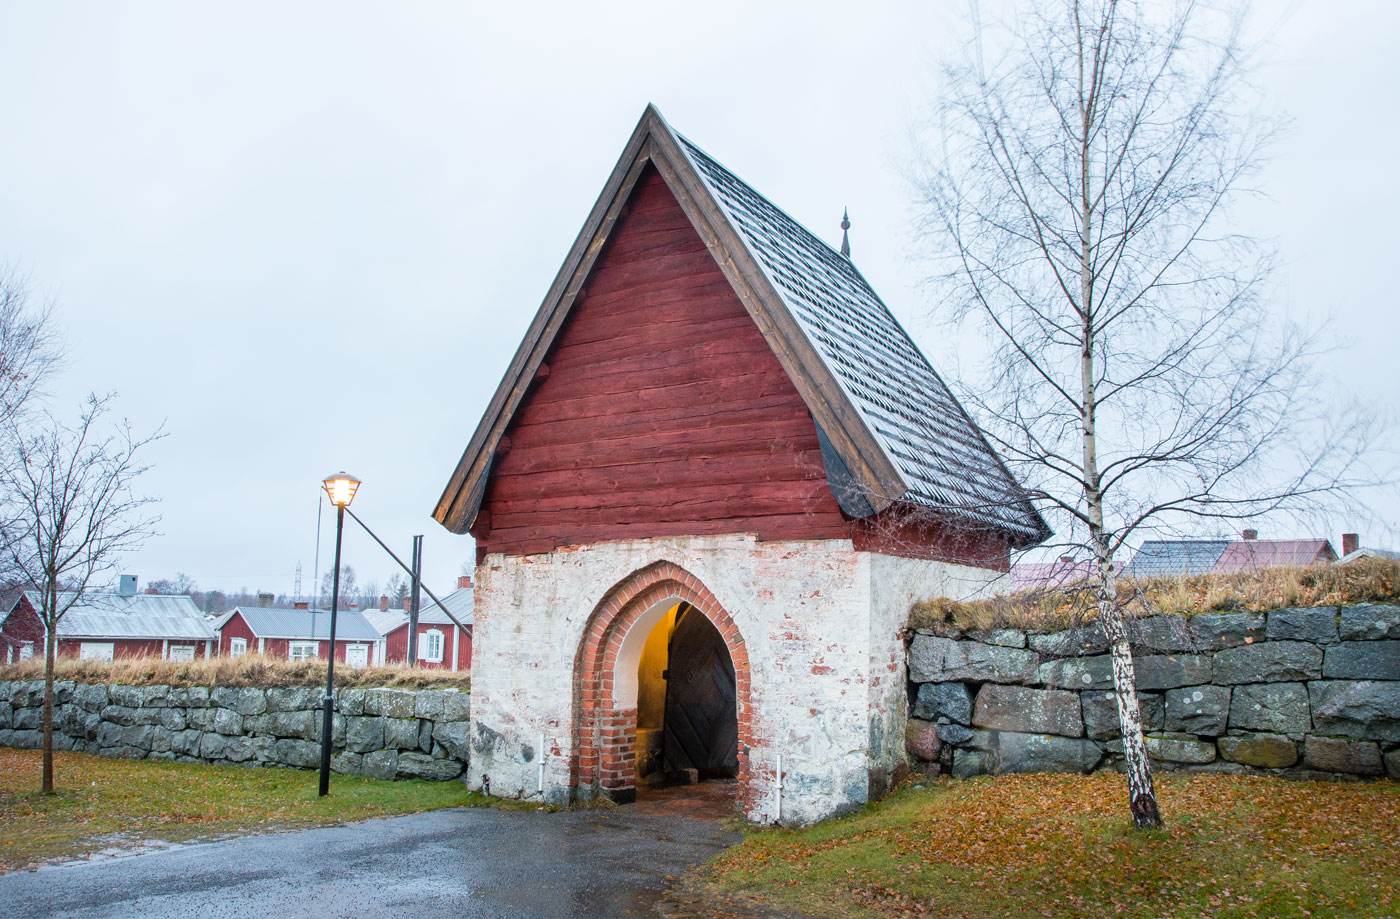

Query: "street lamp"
left=318, top=471, right=360, bottom=796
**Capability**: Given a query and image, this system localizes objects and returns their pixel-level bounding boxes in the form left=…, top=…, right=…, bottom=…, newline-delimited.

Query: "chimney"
left=257, top=591, right=274, bottom=608
left=1342, top=533, right=1359, bottom=556
left=118, top=575, right=138, bottom=597
left=380, top=595, right=389, bottom=612
left=1242, top=529, right=1258, bottom=541
left=294, top=601, right=309, bottom=610
left=1058, top=555, right=1075, bottom=565
left=403, top=596, right=411, bottom=612
left=144, top=587, right=158, bottom=595
left=458, top=575, right=473, bottom=589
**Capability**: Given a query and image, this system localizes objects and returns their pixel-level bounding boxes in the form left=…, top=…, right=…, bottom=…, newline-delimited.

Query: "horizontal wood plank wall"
left=474, top=167, right=849, bottom=556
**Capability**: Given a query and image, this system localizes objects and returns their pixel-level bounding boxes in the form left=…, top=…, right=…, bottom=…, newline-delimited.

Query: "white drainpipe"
left=537, top=732, right=546, bottom=795
left=775, top=754, right=784, bottom=824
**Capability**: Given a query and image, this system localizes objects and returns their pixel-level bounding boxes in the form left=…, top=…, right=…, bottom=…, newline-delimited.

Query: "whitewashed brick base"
left=466, top=533, right=999, bottom=824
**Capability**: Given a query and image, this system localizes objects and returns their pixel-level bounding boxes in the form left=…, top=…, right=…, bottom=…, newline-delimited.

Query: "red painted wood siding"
left=217, top=612, right=369, bottom=663
left=53, top=638, right=210, bottom=660
left=218, top=613, right=257, bottom=657
left=474, top=167, right=850, bottom=556
left=1, top=597, right=45, bottom=662
left=382, top=622, right=472, bottom=670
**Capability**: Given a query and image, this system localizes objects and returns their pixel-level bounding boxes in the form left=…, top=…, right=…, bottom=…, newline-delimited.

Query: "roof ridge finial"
left=840, top=207, right=851, bottom=259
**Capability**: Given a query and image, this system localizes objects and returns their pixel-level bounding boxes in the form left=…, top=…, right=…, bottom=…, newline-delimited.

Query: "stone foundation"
left=906, top=604, right=1399, bottom=781
left=0, top=681, right=471, bottom=780
left=468, top=533, right=1002, bottom=824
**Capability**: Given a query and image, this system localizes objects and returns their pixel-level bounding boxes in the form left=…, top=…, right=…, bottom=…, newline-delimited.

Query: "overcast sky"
left=0, top=1, right=1394, bottom=598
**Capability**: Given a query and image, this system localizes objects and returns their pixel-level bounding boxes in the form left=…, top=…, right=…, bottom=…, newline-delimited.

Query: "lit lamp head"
left=322, top=471, right=361, bottom=508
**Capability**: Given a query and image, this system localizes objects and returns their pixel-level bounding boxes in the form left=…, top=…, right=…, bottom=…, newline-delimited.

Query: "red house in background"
left=0, top=577, right=214, bottom=663
left=214, top=606, right=382, bottom=667
left=1211, top=531, right=1338, bottom=572
left=365, top=577, right=474, bottom=671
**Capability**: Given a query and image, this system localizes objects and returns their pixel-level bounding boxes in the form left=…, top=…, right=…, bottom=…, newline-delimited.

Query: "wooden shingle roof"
left=433, top=105, right=1048, bottom=546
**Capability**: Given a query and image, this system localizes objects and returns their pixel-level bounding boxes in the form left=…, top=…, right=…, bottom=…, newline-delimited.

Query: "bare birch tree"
left=0, top=395, right=161, bottom=793
left=0, top=268, right=60, bottom=432
left=915, top=0, right=1372, bottom=828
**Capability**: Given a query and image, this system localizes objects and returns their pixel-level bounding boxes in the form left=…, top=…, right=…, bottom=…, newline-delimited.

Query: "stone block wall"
left=0, top=681, right=471, bottom=781
left=905, top=603, right=1399, bottom=781
left=470, top=534, right=1002, bottom=824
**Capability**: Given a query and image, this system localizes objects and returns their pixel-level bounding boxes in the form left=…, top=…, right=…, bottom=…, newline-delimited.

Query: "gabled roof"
left=1340, top=546, right=1400, bottom=564
left=19, top=590, right=213, bottom=641
left=1126, top=540, right=1231, bottom=579
left=220, top=607, right=381, bottom=642
left=432, top=105, right=1048, bottom=547
left=1008, top=557, right=1096, bottom=592
left=363, top=608, right=407, bottom=636
left=365, top=587, right=474, bottom=636
left=1212, top=539, right=1337, bottom=573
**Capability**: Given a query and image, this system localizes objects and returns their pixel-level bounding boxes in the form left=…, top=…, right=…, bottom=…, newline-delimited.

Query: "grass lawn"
left=696, top=773, right=1399, bottom=919
left=0, top=749, right=493, bottom=872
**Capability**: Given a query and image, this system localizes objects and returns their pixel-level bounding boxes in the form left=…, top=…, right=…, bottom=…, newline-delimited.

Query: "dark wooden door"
left=663, top=606, right=739, bottom=778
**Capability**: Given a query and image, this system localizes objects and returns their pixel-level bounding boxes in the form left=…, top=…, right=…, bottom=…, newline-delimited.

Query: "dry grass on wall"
left=912, top=558, right=1400, bottom=633
left=0, top=653, right=470, bottom=691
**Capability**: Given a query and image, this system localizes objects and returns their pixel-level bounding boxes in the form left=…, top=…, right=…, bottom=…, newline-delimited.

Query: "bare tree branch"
left=0, top=393, right=162, bottom=793
left=910, top=0, right=1381, bottom=830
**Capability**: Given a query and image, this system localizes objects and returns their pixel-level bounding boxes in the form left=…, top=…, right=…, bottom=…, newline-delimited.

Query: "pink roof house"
left=1211, top=531, right=1337, bottom=572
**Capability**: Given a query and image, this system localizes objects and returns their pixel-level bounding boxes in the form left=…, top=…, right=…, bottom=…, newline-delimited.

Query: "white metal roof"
left=223, top=606, right=381, bottom=642
left=21, top=590, right=214, bottom=641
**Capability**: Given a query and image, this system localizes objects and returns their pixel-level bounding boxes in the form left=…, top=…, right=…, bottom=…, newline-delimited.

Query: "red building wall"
left=0, top=597, right=45, bottom=662
left=218, top=613, right=257, bottom=657
left=4, top=596, right=212, bottom=661
left=474, top=167, right=851, bottom=557
left=216, top=612, right=368, bottom=663
left=384, top=625, right=408, bottom=664
left=470, top=167, right=1003, bottom=569
left=382, top=622, right=471, bottom=670
left=54, top=638, right=193, bottom=659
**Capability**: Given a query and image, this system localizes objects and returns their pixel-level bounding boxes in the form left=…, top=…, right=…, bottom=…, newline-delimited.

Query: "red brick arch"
left=572, top=561, right=752, bottom=803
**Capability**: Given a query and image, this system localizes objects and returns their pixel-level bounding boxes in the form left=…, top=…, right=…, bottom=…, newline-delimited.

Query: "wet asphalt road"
left=0, top=806, right=741, bottom=919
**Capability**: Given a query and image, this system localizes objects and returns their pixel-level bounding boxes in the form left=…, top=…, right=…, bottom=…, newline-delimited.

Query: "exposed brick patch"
left=573, top=560, right=752, bottom=804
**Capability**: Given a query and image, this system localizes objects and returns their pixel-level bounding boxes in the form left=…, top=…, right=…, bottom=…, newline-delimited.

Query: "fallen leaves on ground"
left=702, top=773, right=1399, bottom=919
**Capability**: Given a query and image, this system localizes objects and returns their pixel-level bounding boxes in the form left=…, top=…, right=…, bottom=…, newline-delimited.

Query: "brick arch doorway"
left=573, top=561, right=751, bottom=805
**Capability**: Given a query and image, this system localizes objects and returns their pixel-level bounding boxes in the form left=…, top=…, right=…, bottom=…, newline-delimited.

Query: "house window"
left=418, top=629, right=444, bottom=662
left=168, top=644, right=196, bottom=662
left=288, top=641, right=318, bottom=662
left=229, top=638, right=247, bottom=658
left=79, top=642, right=114, bottom=661
left=18, top=641, right=34, bottom=661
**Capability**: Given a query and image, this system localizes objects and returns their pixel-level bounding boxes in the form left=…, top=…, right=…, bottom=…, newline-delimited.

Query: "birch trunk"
left=1078, top=22, right=1162, bottom=828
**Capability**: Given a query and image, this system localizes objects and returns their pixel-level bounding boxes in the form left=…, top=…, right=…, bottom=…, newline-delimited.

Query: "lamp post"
left=319, top=471, right=360, bottom=797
